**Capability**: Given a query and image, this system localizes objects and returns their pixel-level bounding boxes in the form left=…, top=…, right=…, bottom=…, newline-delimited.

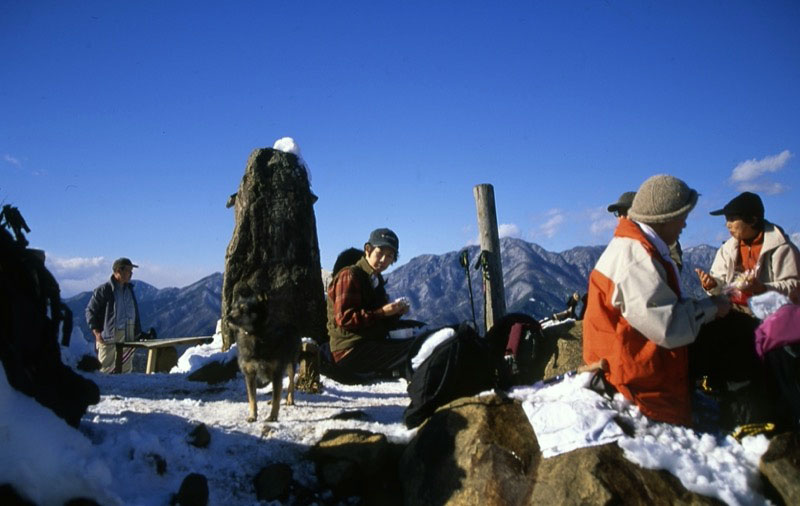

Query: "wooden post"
left=473, top=184, right=507, bottom=333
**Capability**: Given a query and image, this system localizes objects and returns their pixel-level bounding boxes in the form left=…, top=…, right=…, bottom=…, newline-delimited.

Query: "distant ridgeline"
left=65, top=238, right=716, bottom=340
left=386, top=237, right=716, bottom=329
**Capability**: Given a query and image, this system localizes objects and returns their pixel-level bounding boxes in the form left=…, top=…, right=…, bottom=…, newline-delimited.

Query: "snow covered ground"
left=0, top=322, right=775, bottom=505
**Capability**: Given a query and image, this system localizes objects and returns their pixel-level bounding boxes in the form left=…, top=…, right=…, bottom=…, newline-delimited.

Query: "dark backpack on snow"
left=403, top=323, right=501, bottom=428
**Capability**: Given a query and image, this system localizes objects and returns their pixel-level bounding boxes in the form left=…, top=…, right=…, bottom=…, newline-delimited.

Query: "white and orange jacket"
left=583, top=218, right=717, bottom=425
left=705, top=221, right=800, bottom=302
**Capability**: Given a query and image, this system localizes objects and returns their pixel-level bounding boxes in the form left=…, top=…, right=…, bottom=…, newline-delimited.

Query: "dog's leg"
left=266, top=368, right=283, bottom=422
left=286, top=362, right=296, bottom=406
left=245, top=371, right=258, bottom=423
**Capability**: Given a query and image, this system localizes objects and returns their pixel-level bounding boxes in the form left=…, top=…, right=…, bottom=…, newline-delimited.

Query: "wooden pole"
left=473, top=184, right=507, bottom=333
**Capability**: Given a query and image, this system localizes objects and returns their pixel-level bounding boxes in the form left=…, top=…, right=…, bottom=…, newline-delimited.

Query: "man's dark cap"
left=367, top=228, right=399, bottom=253
left=709, top=192, right=764, bottom=218
left=112, top=257, right=139, bottom=271
left=607, top=191, right=637, bottom=213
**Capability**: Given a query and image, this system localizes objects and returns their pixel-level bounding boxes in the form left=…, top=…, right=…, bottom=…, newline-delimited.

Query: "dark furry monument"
left=221, top=148, right=328, bottom=358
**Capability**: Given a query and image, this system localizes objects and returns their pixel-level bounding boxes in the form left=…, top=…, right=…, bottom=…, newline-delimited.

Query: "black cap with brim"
left=367, top=228, right=399, bottom=253
left=112, top=257, right=139, bottom=271
left=607, top=191, right=637, bottom=213
left=709, top=192, right=764, bottom=218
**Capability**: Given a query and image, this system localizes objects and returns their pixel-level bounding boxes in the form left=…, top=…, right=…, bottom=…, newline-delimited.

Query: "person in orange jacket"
left=584, top=175, right=730, bottom=425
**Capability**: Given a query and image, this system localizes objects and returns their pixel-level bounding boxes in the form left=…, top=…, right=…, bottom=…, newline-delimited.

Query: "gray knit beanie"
left=628, top=174, right=698, bottom=224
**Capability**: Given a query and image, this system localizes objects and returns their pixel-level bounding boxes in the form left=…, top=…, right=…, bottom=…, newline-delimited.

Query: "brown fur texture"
left=227, top=296, right=301, bottom=422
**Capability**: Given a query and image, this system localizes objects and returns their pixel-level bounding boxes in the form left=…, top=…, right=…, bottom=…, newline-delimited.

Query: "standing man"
left=584, top=175, right=729, bottom=425
left=86, top=258, right=142, bottom=373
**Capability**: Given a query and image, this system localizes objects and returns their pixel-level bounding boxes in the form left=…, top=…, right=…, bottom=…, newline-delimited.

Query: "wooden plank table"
left=114, top=336, right=214, bottom=374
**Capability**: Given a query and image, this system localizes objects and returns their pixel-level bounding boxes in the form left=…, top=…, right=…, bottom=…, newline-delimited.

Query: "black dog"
left=227, top=297, right=301, bottom=422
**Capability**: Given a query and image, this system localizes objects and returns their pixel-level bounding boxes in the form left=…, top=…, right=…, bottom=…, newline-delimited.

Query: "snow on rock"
left=272, top=136, right=311, bottom=182
left=610, top=392, right=768, bottom=505
left=272, top=136, right=301, bottom=156
left=616, top=405, right=770, bottom=506
left=171, top=330, right=235, bottom=374
left=510, top=368, right=772, bottom=506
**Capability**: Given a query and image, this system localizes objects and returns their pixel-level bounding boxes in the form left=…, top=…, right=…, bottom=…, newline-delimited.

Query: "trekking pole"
left=459, top=250, right=478, bottom=330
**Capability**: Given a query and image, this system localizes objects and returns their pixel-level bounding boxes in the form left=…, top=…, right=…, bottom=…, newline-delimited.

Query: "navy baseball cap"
left=709, top=192, right=764, bottom=218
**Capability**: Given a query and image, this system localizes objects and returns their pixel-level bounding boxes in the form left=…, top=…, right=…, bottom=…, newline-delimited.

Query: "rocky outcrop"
left=186, top=355, right=239, bottom=384
left=313, top=393, right=727, bottom=505
left=309, top=429, right=404, bottom=504
left=528, top=442, right=720, bottom=505
left=220, top=148, right=327, bottom=351
left=541, top=320, right=584, bottom=379
left=174, top=473, right=208, bottom=506
left=399, top=395, right=539, bottom=505
left=760, top=431, right=800, bottom=505
left=253, top=463, right=293, bottom=502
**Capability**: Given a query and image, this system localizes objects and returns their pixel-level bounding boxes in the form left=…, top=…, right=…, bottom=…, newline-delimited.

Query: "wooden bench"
left=115, top=336, right=214, bottom=374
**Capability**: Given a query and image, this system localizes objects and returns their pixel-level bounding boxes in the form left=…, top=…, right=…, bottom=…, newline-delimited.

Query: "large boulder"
left=399, top=395, right=539, bottom=505
left=220, top=148, right=327, bottom=350
left=528, top=442, right=721, bottom=505
left=760, top=431, right=800, bottom=505
left=399, top=393, right=721, bottom=505
left=521, top=320, right=584, bottom=387
left=308, top=428, right=404, bottom=504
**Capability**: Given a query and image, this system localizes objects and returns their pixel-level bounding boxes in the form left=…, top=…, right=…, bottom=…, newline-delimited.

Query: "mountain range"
left=387, top=238, right=716, bottom=328
left=65, top=273, right=223, bottom=342
left=64, top=238, right=718, bottom=341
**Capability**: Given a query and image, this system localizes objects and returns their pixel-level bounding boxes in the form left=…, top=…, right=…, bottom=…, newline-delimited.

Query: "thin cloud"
left=535, top=209, right=565, bottom=239
left=730, top=150, right=792, bottom=183
left=45, top=255, right=109, bottom=297
left=736, top=181, right=788, bottom=195
left=466, top=222, right=520, bottom=246
left=47, top=255, right=106, bottom=277
left=791, top=232, right=800, bottom=248
left=45, top=255, right=215, bottom=296
left=3, top=154, right=22, bottom=167
left=498, top=223, right=521, bottom=239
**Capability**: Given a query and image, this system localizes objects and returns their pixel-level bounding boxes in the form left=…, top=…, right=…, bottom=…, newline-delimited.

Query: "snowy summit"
left=0, top=320, right=777, bottom=505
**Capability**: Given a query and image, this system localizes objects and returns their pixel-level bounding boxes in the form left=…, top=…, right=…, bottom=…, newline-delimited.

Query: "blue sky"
left=2, top=1, right=799, bottom=296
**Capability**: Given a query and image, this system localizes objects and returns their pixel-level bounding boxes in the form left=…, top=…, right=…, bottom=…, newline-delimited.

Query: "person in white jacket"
left=692, top=192, right=800, bottom=396
left=695, top=191, right=800, bottom=307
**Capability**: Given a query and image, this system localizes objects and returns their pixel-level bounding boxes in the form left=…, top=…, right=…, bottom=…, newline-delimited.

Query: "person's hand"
left=742, top=277, right=767, bottom=295
left=381, top=300, right=409, bottom=317
left=695, top=268, right=718, bottom=291
left=92, top=330, right=103, bottom=353
left=711, top=295, right=731, bottom=319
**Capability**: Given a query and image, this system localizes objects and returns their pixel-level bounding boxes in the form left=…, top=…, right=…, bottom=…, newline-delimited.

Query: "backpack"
left=1, top=211, right=99, bottom=428
left=485, top=313, right=544, bottom=388
left=403, top=323, right=501, bottom=428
